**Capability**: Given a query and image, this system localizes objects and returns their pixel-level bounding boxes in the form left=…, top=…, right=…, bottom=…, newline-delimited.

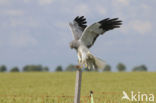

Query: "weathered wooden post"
left=74, top=68, right=82, bottom=103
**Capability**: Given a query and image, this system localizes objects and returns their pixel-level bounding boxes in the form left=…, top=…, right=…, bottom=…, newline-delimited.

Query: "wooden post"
left=74, top=68, right=82, bottom=103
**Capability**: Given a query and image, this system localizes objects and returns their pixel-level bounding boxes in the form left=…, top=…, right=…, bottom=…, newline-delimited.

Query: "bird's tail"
left=86, top=52, right=106, bottom=70
left=94, top=56, right=106, bottom=69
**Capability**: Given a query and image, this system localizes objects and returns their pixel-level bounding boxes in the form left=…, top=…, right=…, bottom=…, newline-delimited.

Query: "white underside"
left=77, top=45, right=106, bottom=70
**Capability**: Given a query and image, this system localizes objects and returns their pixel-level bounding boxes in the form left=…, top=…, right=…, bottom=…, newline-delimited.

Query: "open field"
left=0, top=72, right=156, bottom=103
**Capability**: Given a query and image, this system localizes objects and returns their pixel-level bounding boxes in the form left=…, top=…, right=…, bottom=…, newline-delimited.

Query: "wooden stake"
left=74, top=68, right=82, bottom=103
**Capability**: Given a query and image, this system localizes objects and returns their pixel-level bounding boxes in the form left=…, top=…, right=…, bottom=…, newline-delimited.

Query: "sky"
left=0, top=0, right=156, bottom=71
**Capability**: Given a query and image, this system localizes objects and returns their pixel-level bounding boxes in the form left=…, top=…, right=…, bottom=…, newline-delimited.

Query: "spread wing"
left=69, top=16, right=87, bottom=40
left=80, top=18, right=122, bottom=48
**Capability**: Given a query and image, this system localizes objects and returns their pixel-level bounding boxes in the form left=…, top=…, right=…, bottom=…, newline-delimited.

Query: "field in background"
left=0, top=72, right=156, bottom=103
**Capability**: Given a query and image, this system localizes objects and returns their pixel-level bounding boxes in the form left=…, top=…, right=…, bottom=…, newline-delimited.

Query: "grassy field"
left=0, top=72, right=156, bottom=103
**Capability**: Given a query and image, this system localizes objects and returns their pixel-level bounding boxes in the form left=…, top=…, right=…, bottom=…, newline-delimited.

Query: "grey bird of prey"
left=69, top=16, right=122, bottom=70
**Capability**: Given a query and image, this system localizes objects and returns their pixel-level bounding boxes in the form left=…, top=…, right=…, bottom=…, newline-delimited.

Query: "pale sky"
left=0, top=0, right=156, bottom=71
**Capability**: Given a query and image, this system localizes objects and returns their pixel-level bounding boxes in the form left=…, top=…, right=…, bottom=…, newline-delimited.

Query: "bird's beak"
left=70, top=45, right=73, bottom=49
left=69, top=43, right=73, bottom=49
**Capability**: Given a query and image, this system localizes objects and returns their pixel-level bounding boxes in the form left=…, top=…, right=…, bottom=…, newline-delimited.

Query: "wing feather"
left=69, top=16, right=87, bottom=40
left=80, top=18, right=122, bottom=48
left=74, top=16, right=87, bottom=30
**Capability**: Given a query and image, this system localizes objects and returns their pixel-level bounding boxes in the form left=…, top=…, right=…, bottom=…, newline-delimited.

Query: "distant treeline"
left=0, top=63, right=148, bottom=72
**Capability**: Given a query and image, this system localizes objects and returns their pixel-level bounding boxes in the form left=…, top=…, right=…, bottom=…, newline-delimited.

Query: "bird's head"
left=69, top=22, right=73, bottom=27
left=69, top=40, right=79, bottom=49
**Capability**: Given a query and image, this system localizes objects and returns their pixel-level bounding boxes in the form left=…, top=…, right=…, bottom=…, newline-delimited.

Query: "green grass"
left=0, top=72, right=156, bottom=103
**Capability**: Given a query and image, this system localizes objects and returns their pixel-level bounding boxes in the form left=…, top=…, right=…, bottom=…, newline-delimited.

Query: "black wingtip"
left=74, top=16, right=87, bottom=30
left=98, top=18, right=122, bottom=31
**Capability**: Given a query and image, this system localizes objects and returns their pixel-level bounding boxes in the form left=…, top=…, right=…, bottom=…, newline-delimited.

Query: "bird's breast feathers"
left=77, top=45, right=89, bottom=62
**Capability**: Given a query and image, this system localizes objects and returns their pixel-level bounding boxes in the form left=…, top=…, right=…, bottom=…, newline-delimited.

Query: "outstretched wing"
left=80, top=18, right=122, bottom=48
left=69, top=16, right=87, bottom=40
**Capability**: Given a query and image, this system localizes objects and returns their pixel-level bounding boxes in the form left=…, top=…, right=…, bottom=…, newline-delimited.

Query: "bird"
left=69, top=16, right=122, bottom=70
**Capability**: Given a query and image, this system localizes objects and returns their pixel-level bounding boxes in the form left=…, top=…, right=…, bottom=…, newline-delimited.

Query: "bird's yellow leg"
left=85, top=63, right=88, bottom=68
left=77, top=61, right=83, bottom=69
left=80, top=63, right=84, bottom=69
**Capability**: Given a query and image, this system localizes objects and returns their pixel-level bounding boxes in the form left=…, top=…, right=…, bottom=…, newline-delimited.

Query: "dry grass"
left=0, top=72, right=156, bottom=103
